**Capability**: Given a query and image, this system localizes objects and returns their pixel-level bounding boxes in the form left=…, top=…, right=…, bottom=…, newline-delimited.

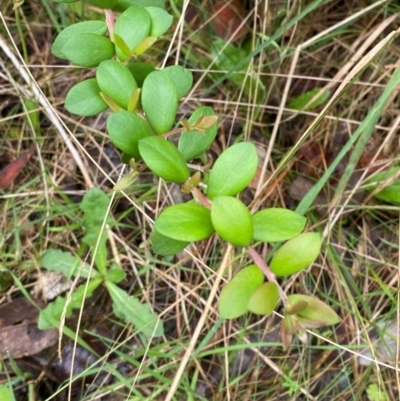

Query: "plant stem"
left=105, top=9, right=114, bottom=38
left=247, top=247, right=288, bottom=305
left=191, top=187, right=212, bottom=209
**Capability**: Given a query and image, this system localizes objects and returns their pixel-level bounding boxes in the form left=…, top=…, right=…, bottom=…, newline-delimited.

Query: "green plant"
left=46, top=0, right=339, bottom=346
left=38, top=188, right=163, bottom=337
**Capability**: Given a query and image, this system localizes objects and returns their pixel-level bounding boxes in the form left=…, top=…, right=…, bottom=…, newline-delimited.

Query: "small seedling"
left=39, top=188, right=163, bottom=338
left=46, top=0, right=340, bottom=346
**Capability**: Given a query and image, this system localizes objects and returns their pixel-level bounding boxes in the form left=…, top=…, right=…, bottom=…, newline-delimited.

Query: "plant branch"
left=247, top=247, right=288, bottom=305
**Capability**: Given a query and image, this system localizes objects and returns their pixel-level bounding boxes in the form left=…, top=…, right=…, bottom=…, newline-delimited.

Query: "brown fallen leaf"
left=53, top=326, right=113, bottom=390
left=0, top=146, right=36, bottom=189
left=0, top=297, right=58, bottom=359
left=212, top=0, right=249, bottom=42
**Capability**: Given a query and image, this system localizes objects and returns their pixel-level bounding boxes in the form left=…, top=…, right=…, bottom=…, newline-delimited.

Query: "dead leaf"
left=53, top=326, right=113, bottom=390
left=31, top=271, right=72, bottom=301
left=0, top=298, right=58, bottom=359
left=0, top=146, right=36, bottom=189
left=295, top=139, right=327, bottom=178
left=212, top=0, right=249, bottom=42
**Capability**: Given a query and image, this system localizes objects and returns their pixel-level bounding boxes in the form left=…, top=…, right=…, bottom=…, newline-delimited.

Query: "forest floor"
left=1, top=0, right=400, bottom=400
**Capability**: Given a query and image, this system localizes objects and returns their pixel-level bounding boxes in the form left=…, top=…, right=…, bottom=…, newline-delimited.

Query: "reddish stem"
left=105, top=9, right=115, bottom=38
left=247, top=247, right=288, bottom=305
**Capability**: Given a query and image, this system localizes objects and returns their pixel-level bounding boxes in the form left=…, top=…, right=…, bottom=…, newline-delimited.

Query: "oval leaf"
left=178, top=106, right=218, bottom=161
left=162, top=65, right=193, bottom=98
left=135, top=36, right=157, bottom=56
left=65, top=79, right=108, bottom=116
left=114, top=5, right=151, bottom=60
left=145, top=6, right=173, bottom=37
left=252, top=208, right=307, bottom=242
left=142, top=70, right=179, bottom=134
left=374, top=181, right=400, bottom=204
left=107, top=111, right=153, bottom=159
left=139, top=136, right=189, bottom=183
left=211, top=196, right=253, bottom=247
left=154, top=203, right=214, bottom=242
left=207, top=142, right=258, bottom=199
left=365, top=167, right=400, bottom=204
left=270, top=232, right=321, bottom=277
left=127, top=62, right=155, bottom=87
left=287, top=294, right=340, bottom=325
left=151, top=229, right=189, bottom=256
left=97, top=60, right=138, bottom=109
left=51, top=21, right=107, bottom=59
left=219, top=264, right=264, bottom=319
left=247, top=282, right=279, bottom=315
left=61, top=33, right=115, bottom=67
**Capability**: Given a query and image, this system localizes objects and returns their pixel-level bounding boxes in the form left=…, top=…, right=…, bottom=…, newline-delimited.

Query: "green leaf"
left=105, top=282, right=164, bottom=337
left=0, top=385, right=15, bottom=401
left=138, top=136, right=189, bottom=183
left=135, top=36, right=157, bottom=56
left=127, top=88, right=141, bottom=112
left=61, top=33, right=115, bottom=67
left=113, top=171, right=138, bottom=191
left=126, top=62, right=155, bottom=87
left=24, top=99, right=40, bottom=130
left=38, top=278, right=102, bottom=329
left=211, top=196, right=253, bottom=247
left=212, top=38, right=247, bottom=75
left=86, top=0, right=117, bottom=8
left=287, top=294, right=340, bottom=325
left=114, top=5, right=151, bottom=61
left=40, top=249, right=99, bottom=279
left=366, top=384, right=389, bottom=401
left=52, top=21, right=107, bottom=59
left=65, top=79, right=108, bottom=117
left=178, top=106, right=218, bottom=161
left=270, top=232, right=321, bottom=277
left=374, top=181, right=400, bottom=204
left=365, top=167, right=400, bottom=204
left=104, top=264, right=126, bottom=283
left=247, top=282, right=279, bottom=315
left=287, top=88, right=330, bottom=111
left=80, top=187, right=112, bottom=246
left=113, top=33, right=132, bottom=58
left=141, top=70, right=179, bottom=134
left=145, top=6, right=173, bottom=37
left=80, top=188, right=111, bottom=275
left=113, top=0, right=165, bottom=12
left=107, top=111, right=153, bottom=159
left=151, top=229, right=189, bottom=256
left=161, top=65, right=193, bottom=98
left=212, top=39, right=265, bottom=102
left=96, top=60, right=138, bottom=110
left=252, top=208, right=307, bottom=242
left=219, top=264, right=264, bottom=319
left=155, top=203, right=214, bottom=242
left=207, top=142, right=258, bottom=199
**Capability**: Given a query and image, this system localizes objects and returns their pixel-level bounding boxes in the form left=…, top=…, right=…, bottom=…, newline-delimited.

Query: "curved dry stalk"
left=165, top=244, right=233, bottom=401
